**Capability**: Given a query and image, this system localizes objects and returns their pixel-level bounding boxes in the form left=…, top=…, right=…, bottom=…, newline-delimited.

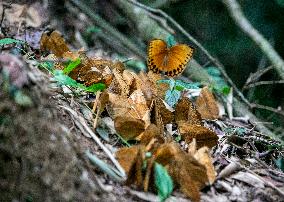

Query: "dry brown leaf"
left=178, top=122, right=218, bottom=149
left=69, top=58, right=114, bottom=86
left=40, top=30, right=70, bottom=58
left=112, top=68, right=129, bottom=96
left=143, top=156, right=155, bottom=192
left=114, top=116, right=145, bottom=140
left=137, top=124, right=164, bottom=146
left=128, top=89, right=151, bottom=127
left=147, top=71, right=168, bottom=99
left=155, top=99, right=174, bottom=124
left=153, top=143, right=208, bottom=202
left=196, top=86, right=219, bottom=120
left=150, top=99, right=164, bottom=135
left=107, top=92, right=131, bottom=118
left=175, top=97, right=202, bottom=125
left=115, top=145, right=145, bottom=187
left=193, top=147, right=216, bottom=184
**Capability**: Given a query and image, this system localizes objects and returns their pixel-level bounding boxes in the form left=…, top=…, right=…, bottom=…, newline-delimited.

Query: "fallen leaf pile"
left=39, top=30, right=220, bottom=202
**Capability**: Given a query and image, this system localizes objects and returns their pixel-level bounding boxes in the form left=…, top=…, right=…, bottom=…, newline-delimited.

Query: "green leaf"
left=165, top=89, right=181, bottom=108
left=154, top=163, right=173, bottom=201
left=85, top=83, right=106, bottom=93
left=206, top=67, right=230, bottom=96
left=63, top=58, right=81, bottom=74
left=275, top=156, right=284, bottom=172
left=221, top=86, right=231, bottom=95
left=38, top=61, right=54, bottom=72
left=0, top=38, right=25, bottom=46
left=175, top=80, right=200, bottom=91
left=53, top=70, right=84, bottom=88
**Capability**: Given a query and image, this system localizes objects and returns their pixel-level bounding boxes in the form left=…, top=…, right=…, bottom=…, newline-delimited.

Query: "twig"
left=225, top=156, right=284, bottom=197
left=60, top=105, right=126, bottom=180
left=150, top=0, right=172, bottom=8
left=125, top=0, right=251, bottom=108
left=223, top=0, right=284, bottom=80
left=70, top=0, right=145, bottom=58
left=92, top=90, right=101, bottom=129
left=250, top=103, right=284, bottom=117
left=244, top=80, right=284, bottom=89
left=243, top=65, right=274, bottom=87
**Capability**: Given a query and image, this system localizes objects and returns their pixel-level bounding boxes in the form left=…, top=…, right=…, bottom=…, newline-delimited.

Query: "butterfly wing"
left=165, top=44, right=194, bottom=77
left=147, top=39, right=168, bottom=73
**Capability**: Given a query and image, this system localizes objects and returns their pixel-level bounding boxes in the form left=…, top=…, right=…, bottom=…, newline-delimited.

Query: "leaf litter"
left=1, top=17, right=284, bottom=202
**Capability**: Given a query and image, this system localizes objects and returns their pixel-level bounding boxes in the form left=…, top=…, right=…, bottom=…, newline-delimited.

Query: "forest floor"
left=0, top=2, right=284, bottom=202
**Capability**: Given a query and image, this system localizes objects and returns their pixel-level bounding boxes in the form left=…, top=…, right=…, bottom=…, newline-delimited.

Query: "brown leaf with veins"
left=40, top=30, right=70, bottom=58
left=178, top=122, right=218, bottom=149
left=68, top=58, right=115, bottom=86
left=114, top=116, right=145, bottom=140
left=175, top=97, right=202, bottom=125
left=115, top=145, right=145, bottom=187
left=196, top=86, right=219, bottom=120
left=153, top=143, right=208, bottom=202
left=137, top=124, right=164, bottom=147
left=194, top=147, right=216, bottom=184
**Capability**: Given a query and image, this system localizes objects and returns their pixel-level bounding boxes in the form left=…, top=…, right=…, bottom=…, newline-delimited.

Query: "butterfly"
left=147, top=39, right=194, bottom=77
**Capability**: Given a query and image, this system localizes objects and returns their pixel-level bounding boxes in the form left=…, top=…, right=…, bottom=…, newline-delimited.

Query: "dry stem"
left=223, top=0, right=284, bottom=79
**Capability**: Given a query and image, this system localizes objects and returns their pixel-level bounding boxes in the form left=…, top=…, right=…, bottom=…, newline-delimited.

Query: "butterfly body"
left=147, top=39, right=194, bottom=77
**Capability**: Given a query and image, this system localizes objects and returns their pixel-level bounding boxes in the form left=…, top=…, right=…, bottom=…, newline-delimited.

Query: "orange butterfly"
left=147, top=39, right=194, bottom=77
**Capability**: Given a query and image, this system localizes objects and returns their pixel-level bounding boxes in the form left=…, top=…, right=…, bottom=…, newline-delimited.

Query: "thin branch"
left=243, top=65, right=274, bottom=87
left=225, top=156, right=284, bottom=197
left=251, top=103, right=284, bottom=117
left=125, top=0, right=251, bottom=108
left=223, top=0, right=284, bottom=80
left=70, top=0, right=145, bottom=58
left=60, top=105, right=126, bottom=180
left=244, top=80, right=284, bottom=89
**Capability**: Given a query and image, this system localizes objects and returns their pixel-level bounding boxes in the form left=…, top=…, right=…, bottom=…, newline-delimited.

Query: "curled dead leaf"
left=153, top=143, right=208, bottom=202
left=114, top=116, right=145, bottom=140
left=175, top=97, right=202, bottom=125
left=196, top=86, right=219, bottom=120
left=115, top=145, right=145, bottom=187
left=178, top=122, right=218, bottom=149
left=137, top=124, right=164, bottom=147
left=69, top=59, right=114, bottom=86
left=193, top=147, right=216, bottom=184
left=40, top=30, right=70, bottom=58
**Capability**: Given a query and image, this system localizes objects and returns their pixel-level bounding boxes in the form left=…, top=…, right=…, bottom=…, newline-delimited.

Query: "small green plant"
left=39, top=59, right=106, bottom=93
left=158, top=79, right=200, bottom=107
left=154, top=162, right=174, bottom=201
left=206, top=66, right=230, bottom=95
left=0, top=38, right=25, bottom=46
left=63, top=58, right=81, bottom=74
